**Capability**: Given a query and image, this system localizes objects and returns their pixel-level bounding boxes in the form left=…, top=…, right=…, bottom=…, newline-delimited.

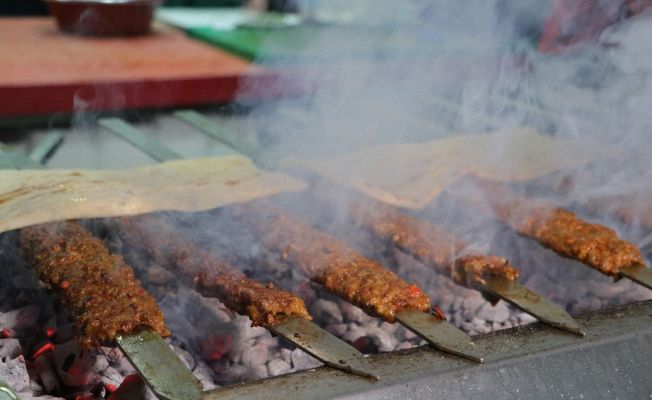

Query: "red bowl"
left=44, top=0, right=162, bottom=37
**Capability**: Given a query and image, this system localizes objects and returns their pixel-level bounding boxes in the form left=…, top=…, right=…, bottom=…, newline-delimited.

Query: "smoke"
left=233, top=0, right=652, bottom=311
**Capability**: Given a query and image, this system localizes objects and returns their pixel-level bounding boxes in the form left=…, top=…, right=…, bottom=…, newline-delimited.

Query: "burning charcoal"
left=463, top=318, right=491, bottom=335
left=215, top=363, right=248, bottom=384
left=517, top=312, right=537, bottom=325
left=395, top=326, right=417, bottom=341
left=100, top=367, right=124, bottom=390
left=312, top=299, right=343, bottom=325
left=100, top=347, right=122, bottom=364
left=144, top=387, right=157, bottom=400
left=476, top=302, right=511, bottom=323
left=339, top=302, right=374, bottom=324
left=0, top=355, right=30, bottom=392
left=199, top=297, right=236, bottom=323
left=28, top=380, right=44, bottom=396
left=53, top=323, right=75, bottom=344
left=236, top=318, right=267, bottom=343
left=280, top=348, right=292, bottom=364
left=461, top=293, right=485, bottom=321
left=171, top=345, right=196, bottom=372
left=108, top=374, right=146, bottom=400
left=267, top=359, right=291, bottom=376
left=249, top=364, right=268, bottom=381
left=202, top=332, right=234, bottom=362
left=114, top=355, right=136, bottom=376
left=192, top=360, right=218, bottom=391
left=325, top=323, right=348, bottom=337
left=93, top=355, right=109, bottom=373
left=365, top=326, right=397, bottom=352
left=0, top=305, right=40, bottom=332
left=378, top=321, right=399, bottom=335
left=52, top=340, right=97, bottom=387
left=15, top=393, right=62, bottom=400
left=0, top=338, right=21, bottom=359
left=33, top=353, right=61, bottom=393
left=241, top=343, right=269, bottom=369
left=290, top=348, right=321, bottom=371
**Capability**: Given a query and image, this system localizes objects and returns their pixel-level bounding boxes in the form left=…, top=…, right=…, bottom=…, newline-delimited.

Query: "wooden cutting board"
left=0, top=18, right=277, bottom=117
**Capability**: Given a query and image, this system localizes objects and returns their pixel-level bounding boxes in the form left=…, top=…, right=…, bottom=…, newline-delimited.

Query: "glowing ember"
left=201, top=334, right=233, bottom=361
left=32, top=342, right=55, bottom=360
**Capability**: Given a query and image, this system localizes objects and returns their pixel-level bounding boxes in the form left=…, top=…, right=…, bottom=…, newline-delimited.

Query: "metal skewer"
left=619, top=264, right=652, bottom=291
left=0, top=142, right=203, bottom=400
left=99, top=118, right=380, bottom=379
left=272, top=317, right=379, bottom=380
left=396, top=311, right=482, bottom=363
left=170, top=112, right=484, bottom=363
left=479, top=277, right=584, bottom=336
left=0, top=380, right=19, bottom=400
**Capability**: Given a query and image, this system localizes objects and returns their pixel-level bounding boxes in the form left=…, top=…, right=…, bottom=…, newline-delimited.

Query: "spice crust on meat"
left=474, top=179, right=643, bottom=276
left=107, top=216, right=311, bottom=328
left=19, top=221, right=170, bottom=347
left=229, top=203, right=431, bottom=322
left=343, top=193, right=519, bottom=286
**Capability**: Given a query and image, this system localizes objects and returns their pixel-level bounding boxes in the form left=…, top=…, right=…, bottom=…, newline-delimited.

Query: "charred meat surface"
left=341, top=191, right=520, bottom=286
left=106, top=216, right=311, bottom=328
left=472, top=179, right=644, bottom=276
left=18, top=221, right=170, bottom=347
left=227, top=202, right=432, bottom=322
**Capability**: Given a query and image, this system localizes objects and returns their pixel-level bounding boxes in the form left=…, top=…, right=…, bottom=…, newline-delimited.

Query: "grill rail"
left=205, top=300, right=652, bottom=400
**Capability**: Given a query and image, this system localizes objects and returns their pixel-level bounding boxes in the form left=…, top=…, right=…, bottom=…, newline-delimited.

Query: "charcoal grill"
left=1, top=111, right=651, bottom=399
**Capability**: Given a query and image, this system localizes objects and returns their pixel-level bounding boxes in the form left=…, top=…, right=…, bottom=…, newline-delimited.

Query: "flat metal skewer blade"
left=0, top=380, right=19, bottom=400
left=620, top=264, right=652, bottom=290
left=116, top=328, right=202, bottom=400
left=479, top=277, right=585, bottom=337
left=272, top=317, right=380, bottom=380
left=396, top=311, right=483, bottom=363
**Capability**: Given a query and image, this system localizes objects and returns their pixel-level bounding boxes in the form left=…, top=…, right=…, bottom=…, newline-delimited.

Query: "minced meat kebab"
left=333, top=188, right=520, bottom=287
left=227, top=202, right=432, bottom=322
left=105, top=215, right=311, bottom=328
left=471, top=179, right=644, bottom=276
left=18, top=221, right=170, bottom=347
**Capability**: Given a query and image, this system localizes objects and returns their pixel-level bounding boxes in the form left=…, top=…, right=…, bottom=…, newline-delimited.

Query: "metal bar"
left=479, top=277, right=584, bottom=336
left=116, top=329, right=202, bottom=400
left=103, top=119, right=379, bottom=379
left=620, top=263, right=652, bottom=290
left=395, top=311, right=483, bottom=363
left=0, top=380, right=19, bottom=400
left=28, top=131, right=64, bottom=165
left=0, top=144, right=41, bottom=169
left=99, top=118, right=182, bottom=162
left=272, top=317, right=379, bottom=380
left=173, top=110, right=275, bottom=169
left=0, top=146, right=202, bottom=400
left=173, top=112, right=487, bottom=362
left=174, top=110, right=256, bottom=157
left=175, top=112, right=582, bottom=352
left=203, top=300, right=652, bottom=400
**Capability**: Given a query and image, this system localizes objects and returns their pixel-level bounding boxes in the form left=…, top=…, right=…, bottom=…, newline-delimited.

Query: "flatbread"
left=0, top=155, right=306, bottom=234
left=285, top=129, right=609, bottom=209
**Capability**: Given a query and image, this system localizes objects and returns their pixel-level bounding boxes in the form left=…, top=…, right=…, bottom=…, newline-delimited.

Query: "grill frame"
left=205, top=300, right=652, bottom=400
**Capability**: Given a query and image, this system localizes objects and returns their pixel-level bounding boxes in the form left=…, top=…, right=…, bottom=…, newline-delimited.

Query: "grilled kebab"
left=105, top=215, right=311, bottom=328
left=227, top=202, right=432, bottom=322
left=468, top=179, right=644, bottom=277
left=18, top=221, right=170, bottom=347
left=333, top=188, right=520, bottom=287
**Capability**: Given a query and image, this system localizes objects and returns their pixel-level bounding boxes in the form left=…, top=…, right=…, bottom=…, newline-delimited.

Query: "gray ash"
left=1, top=189, right=651, bottom=399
